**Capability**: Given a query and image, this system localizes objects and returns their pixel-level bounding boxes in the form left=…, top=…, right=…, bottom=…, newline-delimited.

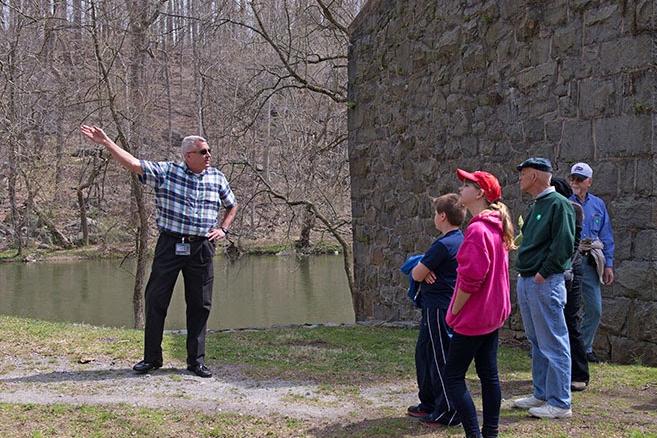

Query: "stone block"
left=551, top=23, right=582, bottom=57
left=546, top=121, right=562, bottom=143
left=559, top=120, right=593, bottom=162
left=516, top=62, right=557, bottom=92
left=579, top=78, right=616, bottom=118
left=529, top=96, right=558, bottom=118
left=599, top=35, right=652, bottom=75
left=614, top=260, right=656, bottom=300
left=594, top=115, right=652, bottom=158
left=436, top=26, right=461, bottom=57
left=600, top=296, right=631, bottom=335
left=463, top=72, right=486, bottom=94
left=462, top=44, right=486, bottom=72
left=612, top=234, right=632, bottom=262
left=558, top=94, right=578, bottom=118
left=583, top=4, right=621, bottom=45
left=451, top=110, right=471, bottom=137
left=524, top=118, right=545, bottom=143
left=589, top=160, right=618, bottom=197
left=636, top=159, right=656, bottom=196
left=516, top=16, right=540, bottom=42
left=635, top=0, right=656, bottom=31
left=608, top=197, right=653, bottom=232
left=609, top=335, right=657, bottom=365
left=543, top=2, right=568, bottom=26
left=618, top=159, right=636, bottom=195
left=634, top=230, right=657, bottom=261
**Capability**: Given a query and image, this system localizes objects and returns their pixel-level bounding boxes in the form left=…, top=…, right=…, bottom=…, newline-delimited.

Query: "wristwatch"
left=220, top=226, right=229, bottom=234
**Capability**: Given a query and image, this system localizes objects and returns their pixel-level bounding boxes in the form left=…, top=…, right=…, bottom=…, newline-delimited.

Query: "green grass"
left=3, top=315, right=657, bottom=389
left=0, top=316, right=143, bottom=363
left=0, top=403, right=307, bottom=438
left=0, top=249, right=20, bottom=260
left=198, top=325, right=417, bottom=383
left=1, top=317, right=656, bottom=437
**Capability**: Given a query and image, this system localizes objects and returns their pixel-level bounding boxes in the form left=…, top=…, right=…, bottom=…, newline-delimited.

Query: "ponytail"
left=486, top=201, right=517, bottom=251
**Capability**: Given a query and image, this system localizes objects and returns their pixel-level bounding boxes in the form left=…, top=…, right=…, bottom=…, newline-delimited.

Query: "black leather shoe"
left=187, top=364, right=212, bottom=378
left=133, top=360, right=162, bottom=374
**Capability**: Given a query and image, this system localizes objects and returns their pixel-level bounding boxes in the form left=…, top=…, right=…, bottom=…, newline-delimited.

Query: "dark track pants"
left=143, top=233, right=215, bottom=367
left=415, top=305, right=460, bottom=424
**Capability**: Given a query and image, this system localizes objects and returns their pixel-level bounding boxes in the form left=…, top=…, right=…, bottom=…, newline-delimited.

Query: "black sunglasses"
left=190, top=148, right=211, bottom=156
left=569, top=175, right=586, bottom=182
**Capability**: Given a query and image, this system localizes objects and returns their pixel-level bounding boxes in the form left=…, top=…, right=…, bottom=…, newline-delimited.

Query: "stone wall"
left=348, top=0, right=657, bottom=364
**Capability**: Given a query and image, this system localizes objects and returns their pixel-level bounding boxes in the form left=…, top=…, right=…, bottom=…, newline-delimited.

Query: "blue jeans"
left=445, top=330, right=500, bottom=438
left=517, top=274, right=571, bottom=409
left=580, top=261, right=602, bottom=353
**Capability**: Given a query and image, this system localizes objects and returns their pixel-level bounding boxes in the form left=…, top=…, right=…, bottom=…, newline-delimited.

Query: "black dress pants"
left=143, top=233, right=215, bottom=367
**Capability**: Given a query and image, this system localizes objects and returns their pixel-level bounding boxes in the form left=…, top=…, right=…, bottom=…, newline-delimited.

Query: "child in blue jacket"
left=406, top=193, right=466, bottom=426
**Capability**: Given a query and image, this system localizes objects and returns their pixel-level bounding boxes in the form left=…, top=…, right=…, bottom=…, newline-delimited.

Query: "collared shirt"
left=139, top=160, right=236, bottom=236
left=535, top=186, right=555, bottom=199
left=569, top=192, right=614, bottom=267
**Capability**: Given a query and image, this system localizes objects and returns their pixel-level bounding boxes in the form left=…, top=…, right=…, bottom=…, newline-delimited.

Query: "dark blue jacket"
left=401, top=254, right=424, bottom=308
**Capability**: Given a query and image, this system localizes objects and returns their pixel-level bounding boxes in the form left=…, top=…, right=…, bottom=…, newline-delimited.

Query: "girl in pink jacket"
left=444, top=169, right=516, bottom=438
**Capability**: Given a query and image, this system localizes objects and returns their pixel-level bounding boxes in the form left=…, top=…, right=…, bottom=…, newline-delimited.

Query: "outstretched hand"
left=80, top=125, right=111, bottom=145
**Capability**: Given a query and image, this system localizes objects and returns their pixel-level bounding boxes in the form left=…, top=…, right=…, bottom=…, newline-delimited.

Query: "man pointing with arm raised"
left=81, top=125, right=238, bottom=377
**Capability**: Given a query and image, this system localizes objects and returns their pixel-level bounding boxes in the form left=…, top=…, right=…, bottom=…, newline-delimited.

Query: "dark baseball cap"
left=516, top=157, right=553, bottom=172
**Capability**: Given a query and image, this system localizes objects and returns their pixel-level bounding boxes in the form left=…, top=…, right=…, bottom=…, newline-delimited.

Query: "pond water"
left=0, top=255, right=354, bottom=330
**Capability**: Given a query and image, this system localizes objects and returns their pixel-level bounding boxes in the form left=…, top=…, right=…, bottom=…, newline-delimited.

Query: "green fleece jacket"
left=516, top=190, right=576, bottom=278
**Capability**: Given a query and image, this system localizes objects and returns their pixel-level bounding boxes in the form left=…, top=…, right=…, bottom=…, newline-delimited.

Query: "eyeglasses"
left=190, top=148, right=211, bottom=156
left=569, top=175, right=587, bottom=182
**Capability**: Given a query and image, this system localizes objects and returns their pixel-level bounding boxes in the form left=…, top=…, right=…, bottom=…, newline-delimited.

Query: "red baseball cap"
left=456, top=168, right=502, bottom=203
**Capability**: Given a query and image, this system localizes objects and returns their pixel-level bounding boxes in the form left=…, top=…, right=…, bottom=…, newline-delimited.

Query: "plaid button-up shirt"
left=139, top=160, right=236, bottom=236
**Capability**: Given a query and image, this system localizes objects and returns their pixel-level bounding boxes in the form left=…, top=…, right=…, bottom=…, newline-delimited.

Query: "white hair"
left=181, top=135, right=207, bottom=154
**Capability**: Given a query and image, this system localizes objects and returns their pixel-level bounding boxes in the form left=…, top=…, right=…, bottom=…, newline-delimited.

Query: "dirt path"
left=2, top=352, right=656, bottom=438
left=0, top=354, right=416, bottom=421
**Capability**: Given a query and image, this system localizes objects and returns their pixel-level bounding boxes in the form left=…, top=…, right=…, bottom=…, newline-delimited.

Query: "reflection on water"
left=0, top=255, right=354, bottom=330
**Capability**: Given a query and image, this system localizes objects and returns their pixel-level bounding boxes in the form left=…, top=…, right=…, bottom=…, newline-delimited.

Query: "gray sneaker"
left=513, top=395, right=545, bottom=409
left=529, top=403, right=573, bottom=419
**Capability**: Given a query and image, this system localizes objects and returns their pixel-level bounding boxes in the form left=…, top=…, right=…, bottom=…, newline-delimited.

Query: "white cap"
left=570, top=162, right=593, bottom=179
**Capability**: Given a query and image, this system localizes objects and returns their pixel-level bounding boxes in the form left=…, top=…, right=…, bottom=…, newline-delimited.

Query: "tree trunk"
left=295, top=204, right=315, bottom=251
left=6, top=23, right=23, bottom=256
left=126, top=0, right=151, bottom=330
left=33, top=204, right=73, bottom=248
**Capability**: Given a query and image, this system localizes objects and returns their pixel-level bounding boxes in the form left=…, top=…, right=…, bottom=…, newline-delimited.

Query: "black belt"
left=160, top=230, right=208, bottom=242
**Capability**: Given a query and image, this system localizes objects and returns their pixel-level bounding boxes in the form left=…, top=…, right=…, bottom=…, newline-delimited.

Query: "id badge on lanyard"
left=175, top=238, right=191, bottom=256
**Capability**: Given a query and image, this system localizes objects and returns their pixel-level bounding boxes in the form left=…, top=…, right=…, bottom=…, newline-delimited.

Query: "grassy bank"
left=0, top=239, right=343, bottom=263
left=0, top=316, right=656, bottom=437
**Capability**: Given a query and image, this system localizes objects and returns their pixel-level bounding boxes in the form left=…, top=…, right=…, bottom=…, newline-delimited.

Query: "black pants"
left=445, top=330, right=500, bottom=438
left=143, top=233, right=215, bottom=367
left=415, top=305, right=460, bottom=424
left=564, top=258, right=590, bottom=383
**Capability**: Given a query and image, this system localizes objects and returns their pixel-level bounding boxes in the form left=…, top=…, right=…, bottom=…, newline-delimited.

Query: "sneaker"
left=513, top=395, right=545, bottom=409
left=406, top=405, right=431, bottom=418
left=419, top=410, right=461, bottom=427
left=571, top=381, right=587, bottom=392
left=586, top=352, right=601, bottom=363
left=529, top=403, right=572, bottom=419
